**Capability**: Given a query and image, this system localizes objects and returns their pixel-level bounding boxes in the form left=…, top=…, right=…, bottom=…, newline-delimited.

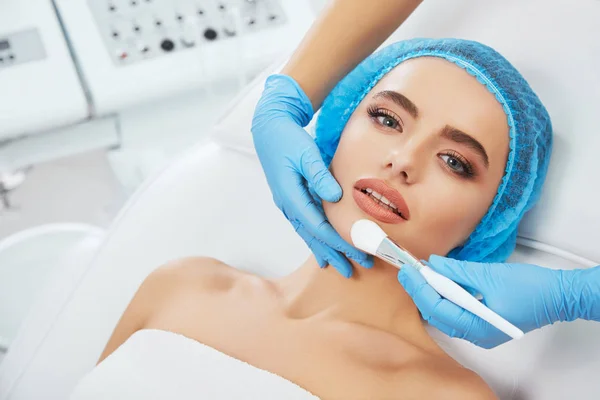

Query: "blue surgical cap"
left=315, top=38, right=553, bottom=263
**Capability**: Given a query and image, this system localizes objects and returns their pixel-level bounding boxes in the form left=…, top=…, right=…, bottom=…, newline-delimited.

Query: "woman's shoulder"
left=148, top=256, right=244, bottom=293
left=97, top=257, right=243, bottom=364
left=135, top=257, right=249, bottom=325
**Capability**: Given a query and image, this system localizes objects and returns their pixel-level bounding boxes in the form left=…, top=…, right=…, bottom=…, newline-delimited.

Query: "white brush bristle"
left=350, top=219, right=388, bottom=255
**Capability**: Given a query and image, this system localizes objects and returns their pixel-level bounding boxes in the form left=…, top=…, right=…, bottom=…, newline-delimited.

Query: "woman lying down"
left=71, top=39, right=552, bottom=400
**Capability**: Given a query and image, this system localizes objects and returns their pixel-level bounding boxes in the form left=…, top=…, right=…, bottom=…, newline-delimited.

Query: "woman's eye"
left=367, top=106, right=403, bottom=132
left=376, top=115, right=399, bottom=129
left=440, top=154, right=465, bottom=173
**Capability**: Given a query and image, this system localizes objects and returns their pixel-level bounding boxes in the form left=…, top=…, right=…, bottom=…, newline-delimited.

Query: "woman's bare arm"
left=282, top=0, right=423, bottom=110
left=96, top=257, right=232, bottom=365
left=96, top=267, right=173, bottom=364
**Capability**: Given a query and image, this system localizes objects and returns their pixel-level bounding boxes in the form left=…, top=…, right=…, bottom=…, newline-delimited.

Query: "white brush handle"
left=419, top=265, right=524, bottom=340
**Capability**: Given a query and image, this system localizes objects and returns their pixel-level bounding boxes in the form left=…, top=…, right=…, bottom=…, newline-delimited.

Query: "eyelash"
left=440, top=150, right=476, bottom=179
left=367, top=106, right=403, bottom=132
left=366, top=105, right=476, bottom=179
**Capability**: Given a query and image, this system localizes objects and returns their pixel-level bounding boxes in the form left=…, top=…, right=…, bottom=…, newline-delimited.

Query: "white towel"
left=70, top=329, right=319, bottom=400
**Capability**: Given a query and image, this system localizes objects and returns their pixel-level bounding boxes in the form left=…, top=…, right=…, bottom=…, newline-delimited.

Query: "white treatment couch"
left=1, top=0, right=599, bottom=399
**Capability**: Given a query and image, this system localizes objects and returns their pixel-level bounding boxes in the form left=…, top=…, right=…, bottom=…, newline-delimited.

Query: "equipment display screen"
left=0, top=40, right=9, bottom=51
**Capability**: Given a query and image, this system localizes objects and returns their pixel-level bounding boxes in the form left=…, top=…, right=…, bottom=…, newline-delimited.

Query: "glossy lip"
left=353, top=178, right=410, bottom=223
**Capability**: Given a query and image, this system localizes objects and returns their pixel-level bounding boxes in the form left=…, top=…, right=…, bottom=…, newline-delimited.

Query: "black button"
left=197, top=9, right=204, bottom=15
left=247, top=18, right=256, bottom=26
left=133, top=25, right=141, bottom=32
left=109, top=5, right=116, bottom=11
left=203, top=28, right=218, bottom=41
left=0, top=57, right=3, bottom=63
left=218, top=4, right=225, bottom=10
left=112, top=31, right=119, bottom=38
left=176, top=15, right=183, bottom=22
left=155, top=20, right=162, bottom=26
left=269, top=15, right=277, bottom=21
left=131, top=0, right=137, bottom=6
left=8, top=54, right=14, bottom=60
left=160, top=39, right=175, bottom=52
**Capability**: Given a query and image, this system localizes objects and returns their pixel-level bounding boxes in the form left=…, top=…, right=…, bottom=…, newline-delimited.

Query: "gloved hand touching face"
left=251, top=74, right=373, bottom=278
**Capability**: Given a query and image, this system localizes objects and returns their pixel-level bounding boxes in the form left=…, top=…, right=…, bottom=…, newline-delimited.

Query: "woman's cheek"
left=420, top=192, right=481, bottom=250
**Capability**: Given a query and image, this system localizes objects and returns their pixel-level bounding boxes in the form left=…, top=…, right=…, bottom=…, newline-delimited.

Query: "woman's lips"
left=352, top=178, right=410, bottom=224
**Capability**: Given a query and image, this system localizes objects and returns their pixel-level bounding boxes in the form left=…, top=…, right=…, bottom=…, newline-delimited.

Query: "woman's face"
left=324, top=57, right=509, bottom=260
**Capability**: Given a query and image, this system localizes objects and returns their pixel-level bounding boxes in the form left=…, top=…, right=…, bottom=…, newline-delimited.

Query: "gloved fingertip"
left=316, top=257, right=327, bottom=269
left=335, top=269, right=352, bottom=279
left=397, top=269, right=406, bottom=285
left=428, top=254, right=447, bottom=265
left=310, top=170, right=342, bottom=203
left=336, top=264, right=353, bottom=279
left=349, top=253, right=373, bottom=269
left=360, top=255, right=375, bottom=269
left=317, top=184, right=342, bottom=203
left=397, top=268, right=410, bottom=288
left=397, top=265, right=423, bottom=294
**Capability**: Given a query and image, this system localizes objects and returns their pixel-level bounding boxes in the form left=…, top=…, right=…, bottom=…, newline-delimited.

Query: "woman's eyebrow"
left=373, top=90, right=419, bottom=119
left=441, top=125, right=489, bottom=168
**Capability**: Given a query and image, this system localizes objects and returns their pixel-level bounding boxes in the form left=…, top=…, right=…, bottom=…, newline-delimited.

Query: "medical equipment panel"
left=87, top=0, right=287, bottom=65
left=56, top=0, right=313, bottom=115
left=0, top=29, right=47, bottom=70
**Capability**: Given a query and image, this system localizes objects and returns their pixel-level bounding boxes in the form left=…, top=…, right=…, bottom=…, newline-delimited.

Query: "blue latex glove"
left=397, top=255, right=600, bottom=349
left=251, top=74, right=373, bottom=278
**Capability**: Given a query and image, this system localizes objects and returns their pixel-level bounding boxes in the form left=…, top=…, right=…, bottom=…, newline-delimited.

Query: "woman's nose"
left=385, top=140, right=427, bottom=183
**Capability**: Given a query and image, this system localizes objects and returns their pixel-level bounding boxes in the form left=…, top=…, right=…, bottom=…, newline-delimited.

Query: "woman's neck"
left=274, top=257, right=443, bottom=355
